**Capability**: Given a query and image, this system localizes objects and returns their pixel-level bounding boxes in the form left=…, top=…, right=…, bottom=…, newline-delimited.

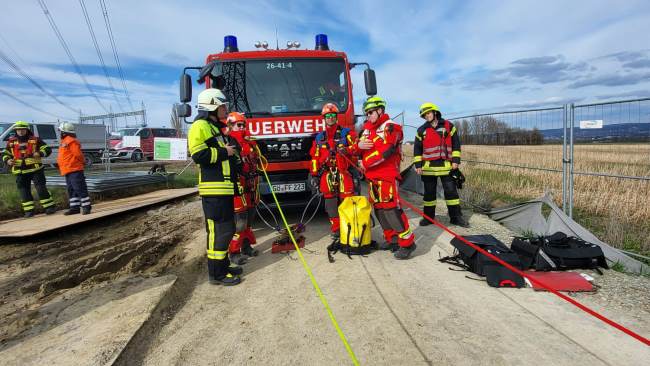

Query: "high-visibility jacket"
left=309, top=123, right=356, bottom=176
left=358, top=113, right=403, bottom=181
left=2, top=133, right=51, bottom=174
left=188, top=117, right=239, bottom=196
left=57, top=135, right=85, bottom=176
left=413, top=119, right=461, bottom=176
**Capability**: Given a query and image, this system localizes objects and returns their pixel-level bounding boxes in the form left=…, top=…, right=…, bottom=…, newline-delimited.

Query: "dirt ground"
left=0, top=189, right=648, bottom=365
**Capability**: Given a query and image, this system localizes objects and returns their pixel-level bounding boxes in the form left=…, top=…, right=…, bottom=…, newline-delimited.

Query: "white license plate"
left=271, top=183, right=305, bottom=193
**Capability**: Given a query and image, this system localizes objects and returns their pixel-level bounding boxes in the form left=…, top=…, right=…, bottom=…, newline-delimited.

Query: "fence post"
left=562, top=104, right=568, bottom=214
left=569, top=103, right=575, bottom=219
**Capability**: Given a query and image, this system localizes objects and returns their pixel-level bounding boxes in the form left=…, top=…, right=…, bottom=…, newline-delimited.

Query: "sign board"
left=154, top=138, right=187, bottom=161
left=579, top=120, right=603, bottom=129
left=122, top=135, right=141, bottom=147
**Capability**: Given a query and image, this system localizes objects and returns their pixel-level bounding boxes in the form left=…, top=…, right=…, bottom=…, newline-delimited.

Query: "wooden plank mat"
left=0, top=188, right=197, bottom=238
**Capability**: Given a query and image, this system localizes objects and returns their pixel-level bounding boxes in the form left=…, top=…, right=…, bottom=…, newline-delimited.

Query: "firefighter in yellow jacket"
left=413, top=103, right=469, bottom=227
left=188, top=88, right=243, bottom=286
left=2, top=121, right=56, bottom=217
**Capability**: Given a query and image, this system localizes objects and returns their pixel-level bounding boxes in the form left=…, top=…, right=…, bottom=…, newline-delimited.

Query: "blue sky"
left=1, top=0, right=649, bottom=138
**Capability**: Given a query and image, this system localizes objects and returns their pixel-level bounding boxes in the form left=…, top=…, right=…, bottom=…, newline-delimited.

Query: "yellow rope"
left=255, top=145, right=360, bottom=365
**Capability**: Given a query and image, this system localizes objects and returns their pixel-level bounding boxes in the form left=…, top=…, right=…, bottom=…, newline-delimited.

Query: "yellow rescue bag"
left=336, top=196, right=375, bottom=256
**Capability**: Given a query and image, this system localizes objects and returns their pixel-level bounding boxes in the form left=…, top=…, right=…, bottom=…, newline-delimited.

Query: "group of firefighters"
left=188, top=88, right=469, bottom=286
left=2, top=121, right=91, bottom=218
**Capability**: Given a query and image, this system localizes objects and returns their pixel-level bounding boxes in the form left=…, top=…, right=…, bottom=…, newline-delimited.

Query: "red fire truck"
left=176, top=34, right=377, bottom=207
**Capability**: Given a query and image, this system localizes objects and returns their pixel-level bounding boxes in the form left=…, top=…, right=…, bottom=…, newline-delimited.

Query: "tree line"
left=455, top=116, right=544, bottom=145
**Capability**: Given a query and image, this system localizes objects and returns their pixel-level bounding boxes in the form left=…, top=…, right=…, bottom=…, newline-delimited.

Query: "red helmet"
left=321, top=103, right=339, bottom=115
left=226, top=112, right=246, bottom=124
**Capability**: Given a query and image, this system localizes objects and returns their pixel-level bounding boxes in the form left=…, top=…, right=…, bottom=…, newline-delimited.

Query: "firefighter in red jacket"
left=225, top=112, right=260, bottom=265
left=309, top=103, right=357, bottom=240
left=414, top=103, right=469, bottom=227
left=2, top=121, right=56, bottom=217
left=357, top=96, right=416, bottom=259
left=57, top=122, right=92, bottom=215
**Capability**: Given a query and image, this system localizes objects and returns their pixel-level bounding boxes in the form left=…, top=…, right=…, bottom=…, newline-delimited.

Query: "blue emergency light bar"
left=315, top=34, right=329, bottom=50
left=224, top=35, right=238, bottom=52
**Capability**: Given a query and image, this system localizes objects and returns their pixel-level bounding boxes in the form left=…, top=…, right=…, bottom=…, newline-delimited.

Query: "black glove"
left=449, top=169, right=465, bottom=189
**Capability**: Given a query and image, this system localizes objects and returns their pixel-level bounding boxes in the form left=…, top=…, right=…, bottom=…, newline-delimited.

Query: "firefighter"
left=188, top=88, right=243, bottom=286
left=413, top=102, right=469, bottom=227
left=2, top=121, right=56, bottom=217
left=356, top=96, right=416, bottom=259
left=57, top=122, right=92, bottom=215
left=309, top=103, right=357, bottom=241
left=225, top=112, right=260, bottom=265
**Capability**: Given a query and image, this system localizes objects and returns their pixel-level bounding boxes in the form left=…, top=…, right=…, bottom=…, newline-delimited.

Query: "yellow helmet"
left=12, top=120, right=31, bottom=130
left=363, top=96, right=387, bottom=113
left=419, top=102, right=439, bottom=117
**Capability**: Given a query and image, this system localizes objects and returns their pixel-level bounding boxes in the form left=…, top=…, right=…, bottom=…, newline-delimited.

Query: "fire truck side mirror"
left=180, top=74, right=192, bottom=103
left=175, top=103, right=191, bottom=118
left=364, top=69, right=377, bottom=96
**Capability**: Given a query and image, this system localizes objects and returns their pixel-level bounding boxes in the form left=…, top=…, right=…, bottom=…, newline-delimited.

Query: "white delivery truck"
left=0, top=122, right=107, bottom=172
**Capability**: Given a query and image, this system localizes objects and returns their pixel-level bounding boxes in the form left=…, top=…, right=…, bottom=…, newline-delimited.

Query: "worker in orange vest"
left=57, top=122, right=91, bottom=215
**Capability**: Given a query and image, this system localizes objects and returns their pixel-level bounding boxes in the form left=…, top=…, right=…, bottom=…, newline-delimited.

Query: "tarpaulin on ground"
left=489, top=194, right=648, bottom=274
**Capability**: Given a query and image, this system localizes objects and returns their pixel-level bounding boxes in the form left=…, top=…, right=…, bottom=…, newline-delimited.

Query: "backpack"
left=328, top=196, right=376, bottom=261
left=441, top=234, right=525, bottom=288
left=512, top=232, right=608, bottom=273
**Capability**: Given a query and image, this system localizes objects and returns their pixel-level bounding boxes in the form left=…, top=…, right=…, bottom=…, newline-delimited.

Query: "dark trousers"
left=421, top=174, right=462, bottom=218
left=202, top=196, right=236, bottom=279
left=16, top=169, right=53, bottom=213
left=65, top=171, right=91, bottom=209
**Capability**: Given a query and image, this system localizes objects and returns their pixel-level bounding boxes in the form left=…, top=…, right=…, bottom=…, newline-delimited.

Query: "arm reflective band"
left=364, top=151, right=379, bottom=161
left=190, top=142, right=208, bottom=155
left=452, top=151, right=461, bottom=158
left=413, top=155, right=422, bottom=163
left=450, top=126, right=457, bottom=136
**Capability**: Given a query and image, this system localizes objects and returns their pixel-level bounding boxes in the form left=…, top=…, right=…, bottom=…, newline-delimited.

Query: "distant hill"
left=541, top=123, right=650, bottom=142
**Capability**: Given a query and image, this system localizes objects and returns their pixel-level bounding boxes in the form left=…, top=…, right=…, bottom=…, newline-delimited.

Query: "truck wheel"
left=131, top=150, right=143, bottom=162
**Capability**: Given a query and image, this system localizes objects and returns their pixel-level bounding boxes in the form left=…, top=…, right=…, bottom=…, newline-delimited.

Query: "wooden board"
left=0, top=188, right=197, bottom=238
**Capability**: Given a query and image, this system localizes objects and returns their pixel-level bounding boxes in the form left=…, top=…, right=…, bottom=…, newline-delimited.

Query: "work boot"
left=450, top=216, right=470, bottom=228
left=241, top=240, right=259, bottom=257
left=228, top=264, right=243, bottom=276
left=420, top=206, right=435, bottom=226
left=379, top=240, right=398, bottom=252
left=394, top=243, right=417, bottom=260
left=81, top=206, right=92, bottom=215
left=23, top=211, right=34, bottom=218
left=45, top=206, right=57, bottom=215
left=209, top=273, right=241, bottom=286
left=64, top=208, right=80, bottom=216
left=229, top=253, right=247, bottom=265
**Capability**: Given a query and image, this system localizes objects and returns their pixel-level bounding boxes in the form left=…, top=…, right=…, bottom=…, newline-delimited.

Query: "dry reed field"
left=401, top=144, right=650, bottom=255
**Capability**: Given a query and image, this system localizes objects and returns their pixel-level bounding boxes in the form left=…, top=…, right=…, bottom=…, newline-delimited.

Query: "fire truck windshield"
left=219, top=58, right=348, bottom=116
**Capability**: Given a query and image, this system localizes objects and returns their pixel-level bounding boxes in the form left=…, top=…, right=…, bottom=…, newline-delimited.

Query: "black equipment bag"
left=443, top=234, right=525, bottom=288
left=511, top=232, right=608, bottom=272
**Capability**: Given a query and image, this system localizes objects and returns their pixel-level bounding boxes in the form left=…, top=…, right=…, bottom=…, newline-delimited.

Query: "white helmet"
left=58, top=121, right=76, bottom=133
left=197, top=88, right=228, bottom=112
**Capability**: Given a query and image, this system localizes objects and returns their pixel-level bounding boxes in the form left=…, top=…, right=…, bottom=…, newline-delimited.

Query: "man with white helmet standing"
left=2, top=121, right=56, bottom=217
left=57, top=122, right=91, bottom=215
left=188, top=88, right=243, bottom=286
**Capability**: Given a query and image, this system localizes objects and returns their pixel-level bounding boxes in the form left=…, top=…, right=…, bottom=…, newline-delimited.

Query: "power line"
left=99, top=0, right=134, bottom=111
left=0, top=86, right=73, bottom=120
left=79, top=0, right=125, bottom=113
left=36, top=0, right=110, bottom=113
left=0, top=48, right=80, bottom=115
